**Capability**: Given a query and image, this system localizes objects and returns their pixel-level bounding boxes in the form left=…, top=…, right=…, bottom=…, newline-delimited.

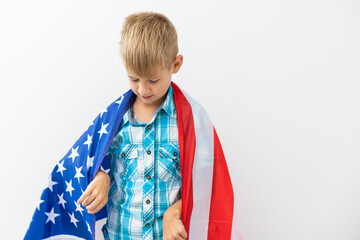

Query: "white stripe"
left=231, top=198, right=245, bottom=240
left=42, top=235, right=85, bottom=240
left=179, top=87, right=214, bottom=240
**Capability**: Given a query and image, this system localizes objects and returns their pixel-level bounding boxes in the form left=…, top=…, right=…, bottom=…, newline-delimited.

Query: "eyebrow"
left=127, top=75, right=160, bottom=81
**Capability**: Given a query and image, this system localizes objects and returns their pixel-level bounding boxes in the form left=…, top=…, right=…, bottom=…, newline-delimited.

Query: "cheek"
left=129, top=82, right=138, bottom=92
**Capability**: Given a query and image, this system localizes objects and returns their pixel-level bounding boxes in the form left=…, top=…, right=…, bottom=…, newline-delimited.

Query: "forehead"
left=126, top=67, right=169, bottom=80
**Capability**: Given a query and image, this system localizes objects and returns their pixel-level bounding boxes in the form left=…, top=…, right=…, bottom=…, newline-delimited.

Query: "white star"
left=57, top=193, right=67, bottom=209
left=98, top=122, right=109, bottom=139
left=87, top=155, right=94, bottom=170
left=74, top=166, right=85, bottom=183
left=45, top=207, right=60, bottom=224
left=56, top=160, right=66, bottom=177
left=83, top=134, right=92, bottom=150
left=68, top=212, right=79, bottom=227
left=65, top=180, right=75, bottom=197
left=88, top=120, right=94, bottom=129
left=86, top=221, right=92, bottom=234
left=100, top=165, right=110, bottom=174
left=68, top=146, right=79, bottom=163
left=37, top=199, right=44, bottom=210
left=44, top=175, right=58, bottom=192
left=115, top=96, right=123, bottom=108
left=100, top=107, right=108, bottom=118
left=74, top=200, right=85, bottom=216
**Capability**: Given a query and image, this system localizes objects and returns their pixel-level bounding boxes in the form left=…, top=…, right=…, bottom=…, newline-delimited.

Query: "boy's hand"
left=76, top=170, right=110, bottom=214
left=163, top=199, right=188, bottom=240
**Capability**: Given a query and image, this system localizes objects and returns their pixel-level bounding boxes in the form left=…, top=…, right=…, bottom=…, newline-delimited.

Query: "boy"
left=77, top=12, right=187, bottom=240
left=24, top=11, right=243, bottom=240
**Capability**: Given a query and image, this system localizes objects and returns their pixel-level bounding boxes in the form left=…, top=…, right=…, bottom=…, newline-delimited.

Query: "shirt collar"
left=122, top=84, right=176, bottom=126
left=161, top=83, right=176, bottom=117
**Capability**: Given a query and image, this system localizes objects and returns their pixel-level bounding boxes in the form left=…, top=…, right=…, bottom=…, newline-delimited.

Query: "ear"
left=172, top=55, right=183, bottom=74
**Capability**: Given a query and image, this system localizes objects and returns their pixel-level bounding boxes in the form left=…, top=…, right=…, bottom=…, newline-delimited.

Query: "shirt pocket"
left=158, top=142, right=181, bottom=182
left=115, top=143, right=139, bottom=182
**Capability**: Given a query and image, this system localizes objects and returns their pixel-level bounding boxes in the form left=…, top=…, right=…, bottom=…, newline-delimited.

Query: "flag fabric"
left=24, top=81, right=245, bottom=240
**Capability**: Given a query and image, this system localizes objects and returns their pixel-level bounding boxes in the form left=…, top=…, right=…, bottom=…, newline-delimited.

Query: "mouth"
left=141, top=95, right=153, bottom=99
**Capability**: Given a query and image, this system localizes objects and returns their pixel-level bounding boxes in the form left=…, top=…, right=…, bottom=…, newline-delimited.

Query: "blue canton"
left=101, top=84, right=181, bottom=240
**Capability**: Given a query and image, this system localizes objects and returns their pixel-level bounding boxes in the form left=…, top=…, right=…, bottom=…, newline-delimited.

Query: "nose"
left=138, top=82, right=151, bottom=96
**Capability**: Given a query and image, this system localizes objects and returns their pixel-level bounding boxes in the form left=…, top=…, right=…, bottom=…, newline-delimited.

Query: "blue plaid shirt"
left=101, top=84, right=182, bottom=240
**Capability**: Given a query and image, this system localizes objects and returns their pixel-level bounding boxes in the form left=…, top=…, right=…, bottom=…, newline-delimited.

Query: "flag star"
left=83, top=134, right=92, bottom=150
left=37, top=199, right=44, bottom=211
left=98, top=122, right=109, bottom=139
left=68, top=146, right=80, bottom=163
left=74, top=201, right=85, bottom=216
left=56, top=160, right=66, bottom=177
left=44, top=175, right=58, bottom=192
left=65, top=180, right=75, bottom=197
left=88, top=120, right=94, bottom=128
left=74, top=166, right=85, bottom=183
left=87, top=155, right=94, bottom=170
left=86, top=221, right=92, bottom=234
left=100, top=107, right=108, bottom=118
left=115, top=97, right=123, bottom=108
left=45, top=207, right=60, bottom=224
left=68, top=212, right=79, bottom=228
left=57, top=193, right=67, bottom=209
left=100, top=165, right=110, bottom=174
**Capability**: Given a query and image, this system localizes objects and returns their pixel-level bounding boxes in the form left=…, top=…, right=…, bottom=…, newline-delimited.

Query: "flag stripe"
left=172, top=81, right=244, bottom=240
left=172, top=82, right=216, bottom=239
left=207, top=128, right=234, bottom=239
left=231, top=198, right=245, bottom=240
left=183, top=89, right=215, bottom=240
left=42, top=235, right=86, bottom=240
left=171, top=82, right=195, bottom=237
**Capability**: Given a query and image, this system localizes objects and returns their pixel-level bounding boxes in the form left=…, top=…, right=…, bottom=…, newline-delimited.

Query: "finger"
left=86, top=196, right=102, bottom=212
left=179, top=231, right=187, bottom=240
left=175, top=234, right=185, bottom=240
left=88, top=201, right=106, bottom=214
left=174, top=235, right=185, bottom=240
left=82, top=192, right=97, bottom=207
left=179, top=224, right=188, bottom=239
left=77, top=187, right=92, bottom=205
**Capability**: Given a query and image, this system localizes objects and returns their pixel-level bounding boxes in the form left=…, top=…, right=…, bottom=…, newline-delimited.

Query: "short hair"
left=119, top=11, right=179, bottom=79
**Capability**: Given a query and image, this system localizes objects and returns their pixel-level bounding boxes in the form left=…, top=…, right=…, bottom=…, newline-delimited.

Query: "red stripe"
left=208, top=127, right=235, bottom=239
left=171, top=81, right=195, bottom=238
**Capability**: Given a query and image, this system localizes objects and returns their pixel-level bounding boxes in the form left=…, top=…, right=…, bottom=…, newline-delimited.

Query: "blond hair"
left=119, top=11, right=179, bottom=79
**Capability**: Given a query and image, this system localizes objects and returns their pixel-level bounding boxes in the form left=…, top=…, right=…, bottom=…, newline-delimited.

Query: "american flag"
left=24, top=81, right=245, bottom=240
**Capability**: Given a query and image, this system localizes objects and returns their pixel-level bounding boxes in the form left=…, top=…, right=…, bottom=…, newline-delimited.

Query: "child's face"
left=126, top=67, right=173, bottom=108
left=126, top=55, right=183, bottom=109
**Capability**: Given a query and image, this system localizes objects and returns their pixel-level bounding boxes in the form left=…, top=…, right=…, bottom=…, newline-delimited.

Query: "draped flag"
left=24, top=81, right=245, bottom=240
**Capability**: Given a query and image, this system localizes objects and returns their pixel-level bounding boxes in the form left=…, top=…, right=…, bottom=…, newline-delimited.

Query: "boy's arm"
left=165, top=198, right=182, bottom=218
left=77, top=168, right=110, bottom=214
left=76, top=154, right=111, bottom=214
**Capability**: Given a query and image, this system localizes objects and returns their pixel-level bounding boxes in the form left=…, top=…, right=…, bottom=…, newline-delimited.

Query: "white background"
left=0, top=0, right=359, bottom=239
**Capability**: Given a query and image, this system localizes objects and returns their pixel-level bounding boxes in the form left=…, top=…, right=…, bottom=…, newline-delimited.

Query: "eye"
left=130, top=79, right=139, bottom=82
left=150, top=80, right=159, bottom=83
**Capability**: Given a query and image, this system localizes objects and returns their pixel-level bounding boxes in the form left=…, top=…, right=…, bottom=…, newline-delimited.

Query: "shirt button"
left=147, top=150, right=151, bottom=155
left=173, top=152, right=178, bottom=156
left=146, top=125, right=151, bottom=129
left=145, top=223, right=150, bottom=227
left=146, top=175, right=151, bottom=180
left=146, top=199, right=150, bottom=204
left=121, top=152, right=125, bottom=157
